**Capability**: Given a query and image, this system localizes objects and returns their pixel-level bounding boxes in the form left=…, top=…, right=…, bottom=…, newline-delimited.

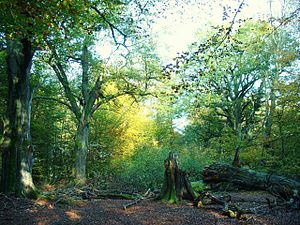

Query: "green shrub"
left=111, top=146, right=170, bottom=191
left=191, top=181, right=205, bottom=192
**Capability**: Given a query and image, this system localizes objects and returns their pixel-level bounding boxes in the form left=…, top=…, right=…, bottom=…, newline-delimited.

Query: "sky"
left=153, top=0, right=286, bottom=131
left=152, top=0, right=285, bottom=63
left=94, top=0, right=288, bottom=131
left=96, top=0, right=285, bottom=63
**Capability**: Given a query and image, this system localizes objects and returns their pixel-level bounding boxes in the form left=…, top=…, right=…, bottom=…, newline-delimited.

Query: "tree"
left=170, top=21, right=269, bottom=166
left=167, top=20, right=297, bottom=167
left=46, top=35, right=158, bottom=183
left=261, top=29, right=298, bottom=154
left=0, top=0, right=95, bottom=196
left=0, top=49, right=7, bottom=146
left=30, top=68, right=76, bottom=183
left=0, top=37, right=36, bottom=195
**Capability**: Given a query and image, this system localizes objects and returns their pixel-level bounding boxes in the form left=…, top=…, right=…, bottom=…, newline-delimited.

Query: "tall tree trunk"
left=279, top=123, right=285, bottom=159
left=50, top=43, right=100, bottom=185
left=0, top=39, right=35, bottom=196
left=232, top=147, right=241, bottom=167
left=264, top=90, right=275, bottom=153
left=74, top=119, right=89, bottom=184
left=232, top=97, right=242, bottom=167
left=264, top=65, right=278, bottom=155
left=232, top=126, right=242, bottom=167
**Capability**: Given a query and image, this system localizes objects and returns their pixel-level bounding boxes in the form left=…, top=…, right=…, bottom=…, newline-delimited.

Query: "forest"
left=0, top=0, right=299, bottom=224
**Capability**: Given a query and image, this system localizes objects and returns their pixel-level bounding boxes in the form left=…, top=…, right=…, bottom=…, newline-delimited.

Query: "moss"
left=161, top=185, right=178, bottom=204
left=191, top=181, right=205, bottom=192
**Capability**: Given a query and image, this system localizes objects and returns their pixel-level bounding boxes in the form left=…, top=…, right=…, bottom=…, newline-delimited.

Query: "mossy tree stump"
left=160, top=152, right=195, bottom=203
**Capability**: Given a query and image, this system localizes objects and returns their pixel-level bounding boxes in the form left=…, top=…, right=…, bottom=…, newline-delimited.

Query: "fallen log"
left=203, top=163, right=300, bottom=200
left=81, top=191, right=137, bottom=200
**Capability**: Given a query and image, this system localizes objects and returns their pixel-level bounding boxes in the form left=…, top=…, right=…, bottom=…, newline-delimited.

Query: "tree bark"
left=160, top=152, right=195, bottom=203
left=74, top=120, right=89, bottom=184
left=232, top=148, right=240, bottom=167
left=263, top=65, right=278, bottom=155
left=203, top=163, right=300, bottom=200
left=232, top=97, right=243, bottom=167
left=1, top=39, right=35, bottom=196
left=264, top=91, right=275, bottom=153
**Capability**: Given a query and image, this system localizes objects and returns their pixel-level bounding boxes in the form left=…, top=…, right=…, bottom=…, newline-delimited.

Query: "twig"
left=91, top=6, right=127, bottom=47
left=34, top=96, right=72, bottom=109
left=213, top=0, right=245, bottom=51
left=123, top=198, right=143, bottom=210
left=143, top=188, right=151, bottom=197
left=122, top=188, right=153, bottom=210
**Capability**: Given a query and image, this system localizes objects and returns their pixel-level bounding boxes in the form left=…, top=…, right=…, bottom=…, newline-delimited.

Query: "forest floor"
left=0, top=190, right=299, bottom=225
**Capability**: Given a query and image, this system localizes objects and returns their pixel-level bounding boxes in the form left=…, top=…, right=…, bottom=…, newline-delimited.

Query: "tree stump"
left=160, top=152, right=195, bottom=203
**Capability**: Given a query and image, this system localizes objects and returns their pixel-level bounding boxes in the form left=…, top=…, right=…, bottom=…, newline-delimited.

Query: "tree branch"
left=91, top=6, right=127, bottom=46
left=213, top=0, right=246, bottom=51
left=33, top=96, right=72, bottom=110
left=47, top=47, right=81, bottom=120
left=81, top=44, right=89, bottom=103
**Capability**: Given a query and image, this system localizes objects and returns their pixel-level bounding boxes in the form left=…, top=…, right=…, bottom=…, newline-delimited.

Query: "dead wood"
left=203, top=163, right=300, bottom=200
left=195, top=191, right=257, bottom=218
left=123, top=188, right=156, bottom=210
left=159, top=152, right=196, bottom=203
left=123, top=198, right=143, bottom=210
left=267, top=190, right=300, bottom=211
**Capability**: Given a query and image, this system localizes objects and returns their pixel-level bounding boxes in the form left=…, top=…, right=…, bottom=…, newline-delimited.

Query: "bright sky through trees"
left=152, top=0, right=284, bottom=62
left=94, top=0, right=286, bottom=132
left=95, top=1, right=284, bottom=63
left=159, top=0, right=285, bottom=131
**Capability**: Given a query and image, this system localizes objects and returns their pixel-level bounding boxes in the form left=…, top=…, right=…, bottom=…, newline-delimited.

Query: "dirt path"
left=1, top=191, right=299, bottom=225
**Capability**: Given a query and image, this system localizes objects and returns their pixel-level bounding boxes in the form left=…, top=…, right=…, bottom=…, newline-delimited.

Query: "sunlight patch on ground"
left=65, top=209, right=81, bottom=221
left=34, top=198, right=54, bottom=209
left=207, top=210, right=226, bottom=219
left=37, top=222, right=47, bottom=225
left=123, top=205, right=143, bottom=214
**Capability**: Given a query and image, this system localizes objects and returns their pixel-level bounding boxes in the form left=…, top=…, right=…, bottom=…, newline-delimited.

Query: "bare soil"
left=0, top=191, right=299, bottom=225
